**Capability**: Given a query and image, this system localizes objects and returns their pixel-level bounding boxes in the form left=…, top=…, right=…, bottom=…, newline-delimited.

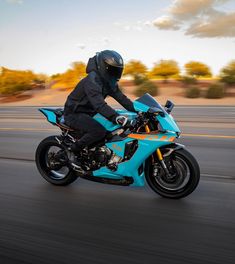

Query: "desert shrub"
left=180, top=76, right=197, bottom=86
left=134, top=80, right=158, bottom=97
left=185, top=86, right=200, bottom=98
left=205, top=83, right=225, bottom=99
left=220, top=61, right=235, bottom=86
left=133, top=75, right=148, bottom=85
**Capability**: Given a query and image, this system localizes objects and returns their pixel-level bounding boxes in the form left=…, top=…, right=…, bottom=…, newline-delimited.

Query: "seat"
left=58, top=116, right=74, bottom=131
left=42, top=108, right=64, bottom=117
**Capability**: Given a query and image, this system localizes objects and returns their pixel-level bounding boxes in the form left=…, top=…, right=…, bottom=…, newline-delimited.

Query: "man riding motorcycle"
left=64, top=50, right=136, bottom=165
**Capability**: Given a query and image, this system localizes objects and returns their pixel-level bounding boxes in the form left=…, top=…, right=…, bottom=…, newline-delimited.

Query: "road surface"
left=0, top=106, right=235, bottom=263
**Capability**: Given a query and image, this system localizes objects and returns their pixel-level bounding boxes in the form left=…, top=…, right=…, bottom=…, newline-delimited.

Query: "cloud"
left=169, top=0, right=216, bottom=19
left=153, top=16, right=180, bottom=30
left=6, top=0, right=23, bottom=4
left=153, top=0, right=235, bottom=38
left=186, top=12, right=235, bottom=37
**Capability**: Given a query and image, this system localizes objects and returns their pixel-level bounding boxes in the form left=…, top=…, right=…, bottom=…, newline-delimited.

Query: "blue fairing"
left=93, top=130, right=177, bottom=186
left=133, top=95, right=180, bottom=133
left=39, top=109, right=57, bottom=124
left=94, top=110, right=137, bottom=131
left=157, top=113, right=180, bottom=133
left=93, top=114, right=120, bottom=131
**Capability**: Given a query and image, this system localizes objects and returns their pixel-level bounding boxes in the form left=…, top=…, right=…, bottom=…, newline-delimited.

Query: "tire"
left=145, top=148, right=200, bottom=199
left=35, top=136, right=78, bottom=186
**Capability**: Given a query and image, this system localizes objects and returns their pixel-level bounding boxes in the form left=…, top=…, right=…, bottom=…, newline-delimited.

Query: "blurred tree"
left=71, top=62, right=86, bottom=79
left=123, top=60, right=147, bottom=78
left=54, top=61, right=86, bottom=88
left=51, top=73, right=61, bottom=79
left=150, top=60, right=180, bottom=81
left=184, top=61, right=212, bottom=78
left=0, top=67, right=45, bottom=95
left=220, top=60, right=235, bottom=86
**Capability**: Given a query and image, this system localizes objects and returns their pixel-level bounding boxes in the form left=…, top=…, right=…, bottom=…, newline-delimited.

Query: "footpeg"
left=71, top=163, right=85, bottom=173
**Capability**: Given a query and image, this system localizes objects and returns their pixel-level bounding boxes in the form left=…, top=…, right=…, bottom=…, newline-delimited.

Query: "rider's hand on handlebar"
left=116, top=115, right=133, bottom=127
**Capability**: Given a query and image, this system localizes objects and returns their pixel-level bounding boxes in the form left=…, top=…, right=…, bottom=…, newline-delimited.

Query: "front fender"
left=160, top=143, right=185, bottom=157
left=144, top=143, right=185, bottom=175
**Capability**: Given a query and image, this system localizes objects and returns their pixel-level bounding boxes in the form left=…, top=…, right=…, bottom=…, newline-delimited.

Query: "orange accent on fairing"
left=112, top=144, right=122, bottom=151
left=148, top=135, right=159, bottom=140
left=160, top=136, right=168, bottom=141
left=128, top=134, right=175, bottom=141
left=127, top=134, right=147, bottom=140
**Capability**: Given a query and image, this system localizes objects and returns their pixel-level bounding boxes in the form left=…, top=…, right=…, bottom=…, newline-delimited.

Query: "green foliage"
left=0, top=67, right=42, bottom=95
left=123, top=60, right=147, bottom=77
left=133, top=75, right=148, bottom=85
left=179, top=75, right=197, bottom=86
left=150, top=60, right=180, bottom=80
left=185, top=61, right=212, bottom=78
left=185, top=86, right=201, bottom=98
left=220, top=60, right=235, bottom=86
left=205, top=83, right=224, bottom=99
left=134, top=80, right=158, bottom=97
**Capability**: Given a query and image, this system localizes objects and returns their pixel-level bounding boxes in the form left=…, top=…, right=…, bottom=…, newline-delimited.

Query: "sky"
left=0, top=0, right=235, bottom=75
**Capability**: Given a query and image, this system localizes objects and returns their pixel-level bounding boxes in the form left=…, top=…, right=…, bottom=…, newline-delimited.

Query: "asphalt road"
left=1, top=105, right=235, bottom=123
left=0, top=106, right=235, bottom=263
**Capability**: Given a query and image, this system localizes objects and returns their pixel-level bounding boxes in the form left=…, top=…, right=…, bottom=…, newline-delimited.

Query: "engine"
left=83, top=146, right=122, bottom=171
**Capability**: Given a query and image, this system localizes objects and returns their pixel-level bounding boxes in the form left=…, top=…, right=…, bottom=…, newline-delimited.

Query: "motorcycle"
left=35, top=93, right=200, bottom=199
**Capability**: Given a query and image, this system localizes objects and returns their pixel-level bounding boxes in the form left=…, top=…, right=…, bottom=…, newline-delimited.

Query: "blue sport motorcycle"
left=36, top=93, right=200, bottom=199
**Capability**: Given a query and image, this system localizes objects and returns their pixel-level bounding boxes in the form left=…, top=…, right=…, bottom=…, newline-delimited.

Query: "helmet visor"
left=106, top=64, right=123, bottom=80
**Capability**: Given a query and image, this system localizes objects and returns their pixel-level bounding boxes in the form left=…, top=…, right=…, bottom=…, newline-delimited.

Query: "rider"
left=64, top=50, right=136, bottom=162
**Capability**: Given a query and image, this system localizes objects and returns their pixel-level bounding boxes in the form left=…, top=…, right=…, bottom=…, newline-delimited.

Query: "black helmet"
left=96, top=50, right=124, bottom=83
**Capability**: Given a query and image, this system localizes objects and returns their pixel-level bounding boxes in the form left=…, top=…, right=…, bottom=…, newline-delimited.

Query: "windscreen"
left=136, top=93, right=165, bottom=112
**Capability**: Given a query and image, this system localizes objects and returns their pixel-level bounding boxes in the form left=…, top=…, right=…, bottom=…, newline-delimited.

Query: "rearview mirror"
left=165, top=100, right=174, bottom=113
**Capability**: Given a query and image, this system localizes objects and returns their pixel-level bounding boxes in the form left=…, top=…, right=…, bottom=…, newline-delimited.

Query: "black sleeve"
left=110, top=85, right=136, bottom=112
left=84, top=75, right=118, bottom=122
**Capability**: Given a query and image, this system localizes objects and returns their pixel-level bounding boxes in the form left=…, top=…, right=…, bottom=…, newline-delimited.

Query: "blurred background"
left=0, top=1, right=235, bottom=264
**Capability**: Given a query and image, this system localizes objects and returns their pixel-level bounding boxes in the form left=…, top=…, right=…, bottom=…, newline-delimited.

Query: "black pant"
left=64, top=113, right=107, bottom=150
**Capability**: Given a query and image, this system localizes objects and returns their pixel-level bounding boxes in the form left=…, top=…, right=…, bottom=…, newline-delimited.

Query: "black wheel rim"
left=40, top=145, right=70, bottom=180
left=154, top=155, right=190, bottom=191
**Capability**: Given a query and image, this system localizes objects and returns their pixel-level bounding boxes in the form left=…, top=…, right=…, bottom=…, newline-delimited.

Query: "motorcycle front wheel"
left=145, top=148, right=200, bottom=199
left=35, top=136, right=78, bottom=186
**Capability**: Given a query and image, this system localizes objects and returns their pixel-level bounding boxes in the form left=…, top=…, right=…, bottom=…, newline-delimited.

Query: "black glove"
left=116, top=115, right=132, bottom=127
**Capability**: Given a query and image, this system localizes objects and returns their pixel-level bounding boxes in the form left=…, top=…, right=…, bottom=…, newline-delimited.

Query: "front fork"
left=156, top=148, right=172, bottom=177
left=145, top=125, right=171, bottom=178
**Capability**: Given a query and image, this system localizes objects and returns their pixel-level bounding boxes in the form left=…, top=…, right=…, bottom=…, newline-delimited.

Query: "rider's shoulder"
left=86, top=71, right=102, bottom=86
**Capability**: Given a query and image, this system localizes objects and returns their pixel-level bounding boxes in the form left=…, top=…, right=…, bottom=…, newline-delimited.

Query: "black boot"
left=68, top=143, right=83, bottom=171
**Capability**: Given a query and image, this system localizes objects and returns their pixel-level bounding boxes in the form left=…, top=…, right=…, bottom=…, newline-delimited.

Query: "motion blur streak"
left=0, top=106, right=235, bottom=263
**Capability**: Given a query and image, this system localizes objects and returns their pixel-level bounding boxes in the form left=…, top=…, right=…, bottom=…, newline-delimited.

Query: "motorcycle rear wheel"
left=35, top=136, right=78, bottom=186
left=145, top=148, right=200, bottom=199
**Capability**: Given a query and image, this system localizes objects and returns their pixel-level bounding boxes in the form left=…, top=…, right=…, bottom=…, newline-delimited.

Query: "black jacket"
left=64, top=57, right=135, bottom=122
